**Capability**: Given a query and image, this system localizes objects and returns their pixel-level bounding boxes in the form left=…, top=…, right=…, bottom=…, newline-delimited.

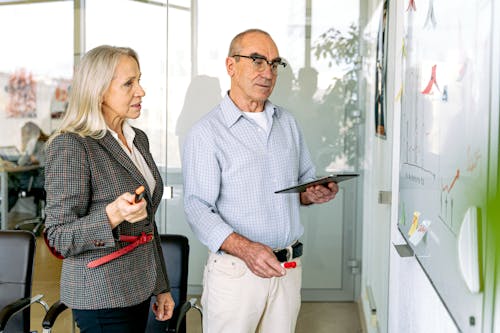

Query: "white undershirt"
left=245, top=111, right=269, bottom=132
left=108, top=122, right=156, bottom=195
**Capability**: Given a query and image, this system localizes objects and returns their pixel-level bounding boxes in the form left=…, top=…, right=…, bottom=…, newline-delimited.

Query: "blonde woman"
left=44, top=45, right=174, bottom=333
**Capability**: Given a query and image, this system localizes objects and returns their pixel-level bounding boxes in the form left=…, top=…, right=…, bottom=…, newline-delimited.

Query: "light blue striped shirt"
left=182, top=94, right=316, bottom=252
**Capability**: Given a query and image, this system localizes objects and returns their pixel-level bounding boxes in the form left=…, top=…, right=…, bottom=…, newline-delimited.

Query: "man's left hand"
left=300, top=181, right=338, bottom=205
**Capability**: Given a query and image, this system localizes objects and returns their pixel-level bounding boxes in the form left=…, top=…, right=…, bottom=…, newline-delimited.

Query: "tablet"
left=275, top=173, right=360, bottom=193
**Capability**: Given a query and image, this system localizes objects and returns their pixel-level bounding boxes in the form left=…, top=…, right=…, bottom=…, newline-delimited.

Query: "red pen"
left=281, top=261, right=297, bottom=269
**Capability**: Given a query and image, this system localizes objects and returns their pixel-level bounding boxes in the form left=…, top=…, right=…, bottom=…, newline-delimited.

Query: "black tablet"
left=275, top=173, right=360, bottom=193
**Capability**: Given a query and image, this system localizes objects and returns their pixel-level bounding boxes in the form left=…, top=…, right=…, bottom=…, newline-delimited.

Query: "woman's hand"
left=105, top=191, right=147, bottom=228
left=152, top=292, right=175, bottom=321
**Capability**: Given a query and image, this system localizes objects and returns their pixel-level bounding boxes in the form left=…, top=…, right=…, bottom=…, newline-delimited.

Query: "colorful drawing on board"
left=395, top=85, right=403, bottom=102
left=408, top=211, right=421, bottom=237
left=442, top=169, right=460, bottom=193
left=457, top=60, right=468, bottom=81
left=400, top=202, right=407, bottom=225
left=442, top=85, right=448, bottom=102
left=4, top=68, right=37, bottom=118
left=406, top=0, right=416, bottom=11
left=409, top=219, right=431, bottom=246
left=466, top=147, right=481, bottom=172
left=423, top=0, right=437, bottom=29
left=421, top=64, right=440, bottom=94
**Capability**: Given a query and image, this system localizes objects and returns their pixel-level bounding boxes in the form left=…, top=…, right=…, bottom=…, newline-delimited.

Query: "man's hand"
left=152, top=292, right=175, bottom=321
left=300, top=181, right=338, bottom=205
left=220, top=233, right=285, bottom=278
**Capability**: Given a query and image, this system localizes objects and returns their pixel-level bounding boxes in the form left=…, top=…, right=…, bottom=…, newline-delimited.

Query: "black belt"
left=274, top=242, right=303, bottom=262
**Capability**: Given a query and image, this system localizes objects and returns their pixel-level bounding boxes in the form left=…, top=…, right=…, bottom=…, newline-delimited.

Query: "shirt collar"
left=107, top=121, right=136, bottom=147
left=220, top=92, right=281, bottom=128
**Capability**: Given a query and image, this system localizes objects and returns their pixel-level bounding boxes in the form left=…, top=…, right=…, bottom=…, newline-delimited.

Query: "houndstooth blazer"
left=44, top=127, right=169, bottom=310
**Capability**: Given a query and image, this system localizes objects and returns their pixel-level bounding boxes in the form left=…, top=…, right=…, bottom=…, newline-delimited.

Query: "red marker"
left=281, top=261, right=297, bottom=269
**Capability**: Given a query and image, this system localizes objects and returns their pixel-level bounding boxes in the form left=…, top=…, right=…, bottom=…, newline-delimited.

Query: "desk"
left=0, top=163, right=40, bottom=230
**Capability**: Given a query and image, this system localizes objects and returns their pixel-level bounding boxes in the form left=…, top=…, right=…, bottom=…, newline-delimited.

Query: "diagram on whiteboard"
left=399, top=7, right=489, bottom=236
left=400, top=58, right=488, bottom=236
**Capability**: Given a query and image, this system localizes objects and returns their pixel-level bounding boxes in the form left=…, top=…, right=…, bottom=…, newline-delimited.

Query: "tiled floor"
left=29, top=235, right=363, bottom=333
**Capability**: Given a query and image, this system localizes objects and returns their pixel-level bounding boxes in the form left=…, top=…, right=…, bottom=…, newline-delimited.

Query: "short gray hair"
left=228, top=29, right=271, bottom=56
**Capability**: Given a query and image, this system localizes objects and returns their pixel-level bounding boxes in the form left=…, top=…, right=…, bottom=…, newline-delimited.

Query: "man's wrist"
left=220, top=232, right=251, bottom=257
left=300, top=192, right=313, bottom=206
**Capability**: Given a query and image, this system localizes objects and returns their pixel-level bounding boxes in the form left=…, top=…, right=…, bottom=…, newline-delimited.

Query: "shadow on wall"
left=175, top=75, right=222, bottom=154
left=270, top=57, right=295, bottom=108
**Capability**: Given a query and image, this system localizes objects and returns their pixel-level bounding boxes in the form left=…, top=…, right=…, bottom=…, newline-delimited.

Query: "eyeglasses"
left=232, top=54, right=287, bottom=74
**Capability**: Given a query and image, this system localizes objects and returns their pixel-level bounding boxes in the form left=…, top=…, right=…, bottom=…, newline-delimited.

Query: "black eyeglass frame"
left=231, top=54, right=287, bottom=73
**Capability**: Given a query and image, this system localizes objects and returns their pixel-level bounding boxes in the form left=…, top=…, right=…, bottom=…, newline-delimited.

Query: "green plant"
left=313, top=23, right=360, bottom=111
left=312, top=23, right=361, bottom=169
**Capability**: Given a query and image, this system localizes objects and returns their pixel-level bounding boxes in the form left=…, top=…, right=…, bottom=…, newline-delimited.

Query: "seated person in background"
left=7, top=121, right=48, bottom=211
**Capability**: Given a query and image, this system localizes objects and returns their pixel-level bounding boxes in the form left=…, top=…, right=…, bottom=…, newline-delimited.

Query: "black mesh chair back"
left=0, top=230, right=36, bottom=333
left=41, top=234, right=191, bottom=333
left=146, top=234, right=190, bottom=333
left=14, top=168, right=46, bottom=235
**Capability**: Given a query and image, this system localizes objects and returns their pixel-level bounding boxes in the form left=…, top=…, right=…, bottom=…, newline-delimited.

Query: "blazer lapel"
left=132, top=131, right=163, bottom=208
left=97, top=132, right=149, bottom=190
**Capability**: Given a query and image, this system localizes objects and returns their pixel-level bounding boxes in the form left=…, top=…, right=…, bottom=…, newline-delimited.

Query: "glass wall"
left=0, top=1, right=73, bottom=147
left=0, top=0, right=362, bottom=300
left=165, top=0, right=362, bottom=299
left=86, top=0, right=168, bottom=164
left=166, top=0, right=362, bottom=179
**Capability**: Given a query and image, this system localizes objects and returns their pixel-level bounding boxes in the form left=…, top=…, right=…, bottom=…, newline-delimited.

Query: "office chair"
left=14, top=169, right=45, bottom=235
left=42, top=234, right=202, bottom=333
left=146, top=234, right=196, bottom=333
left=0, top=230, right=49, bottom=333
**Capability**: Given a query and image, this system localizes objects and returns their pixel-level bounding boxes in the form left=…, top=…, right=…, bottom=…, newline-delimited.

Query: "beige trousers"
left=201, top=252, right=302, bottom=333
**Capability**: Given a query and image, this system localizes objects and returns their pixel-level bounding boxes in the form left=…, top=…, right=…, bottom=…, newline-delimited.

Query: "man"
left=182, top=29, right=338, bottom=333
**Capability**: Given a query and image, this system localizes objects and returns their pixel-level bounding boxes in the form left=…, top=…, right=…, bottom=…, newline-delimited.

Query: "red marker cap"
left=281, top=261, right=297, bottom=269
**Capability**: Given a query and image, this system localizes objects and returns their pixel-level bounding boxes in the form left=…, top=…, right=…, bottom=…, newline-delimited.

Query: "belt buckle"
left=274, top=241, right=300, bottom=262
left=285, top=245, right=293, bottom=261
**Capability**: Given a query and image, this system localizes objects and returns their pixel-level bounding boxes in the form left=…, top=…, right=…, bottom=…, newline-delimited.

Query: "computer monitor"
left=0, top=146, right=21, bottom=163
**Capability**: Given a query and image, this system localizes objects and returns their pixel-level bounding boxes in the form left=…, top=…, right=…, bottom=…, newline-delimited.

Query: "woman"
left=44, top=45, right=174, bottom=333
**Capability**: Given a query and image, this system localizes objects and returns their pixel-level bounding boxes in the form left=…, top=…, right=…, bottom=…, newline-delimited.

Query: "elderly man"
left=182, top=29, right=338, bottom=333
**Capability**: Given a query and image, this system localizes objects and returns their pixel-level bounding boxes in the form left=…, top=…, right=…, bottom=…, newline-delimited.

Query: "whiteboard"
left=397, top=0, right=493, bottom=331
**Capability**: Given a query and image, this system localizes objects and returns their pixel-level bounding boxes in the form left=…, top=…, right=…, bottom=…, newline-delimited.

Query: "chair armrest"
left=42, top=300, right=68, bottom=329
left=0, top=294, right=45, bottom=331
left=175, top=298, right=203, bottom=333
